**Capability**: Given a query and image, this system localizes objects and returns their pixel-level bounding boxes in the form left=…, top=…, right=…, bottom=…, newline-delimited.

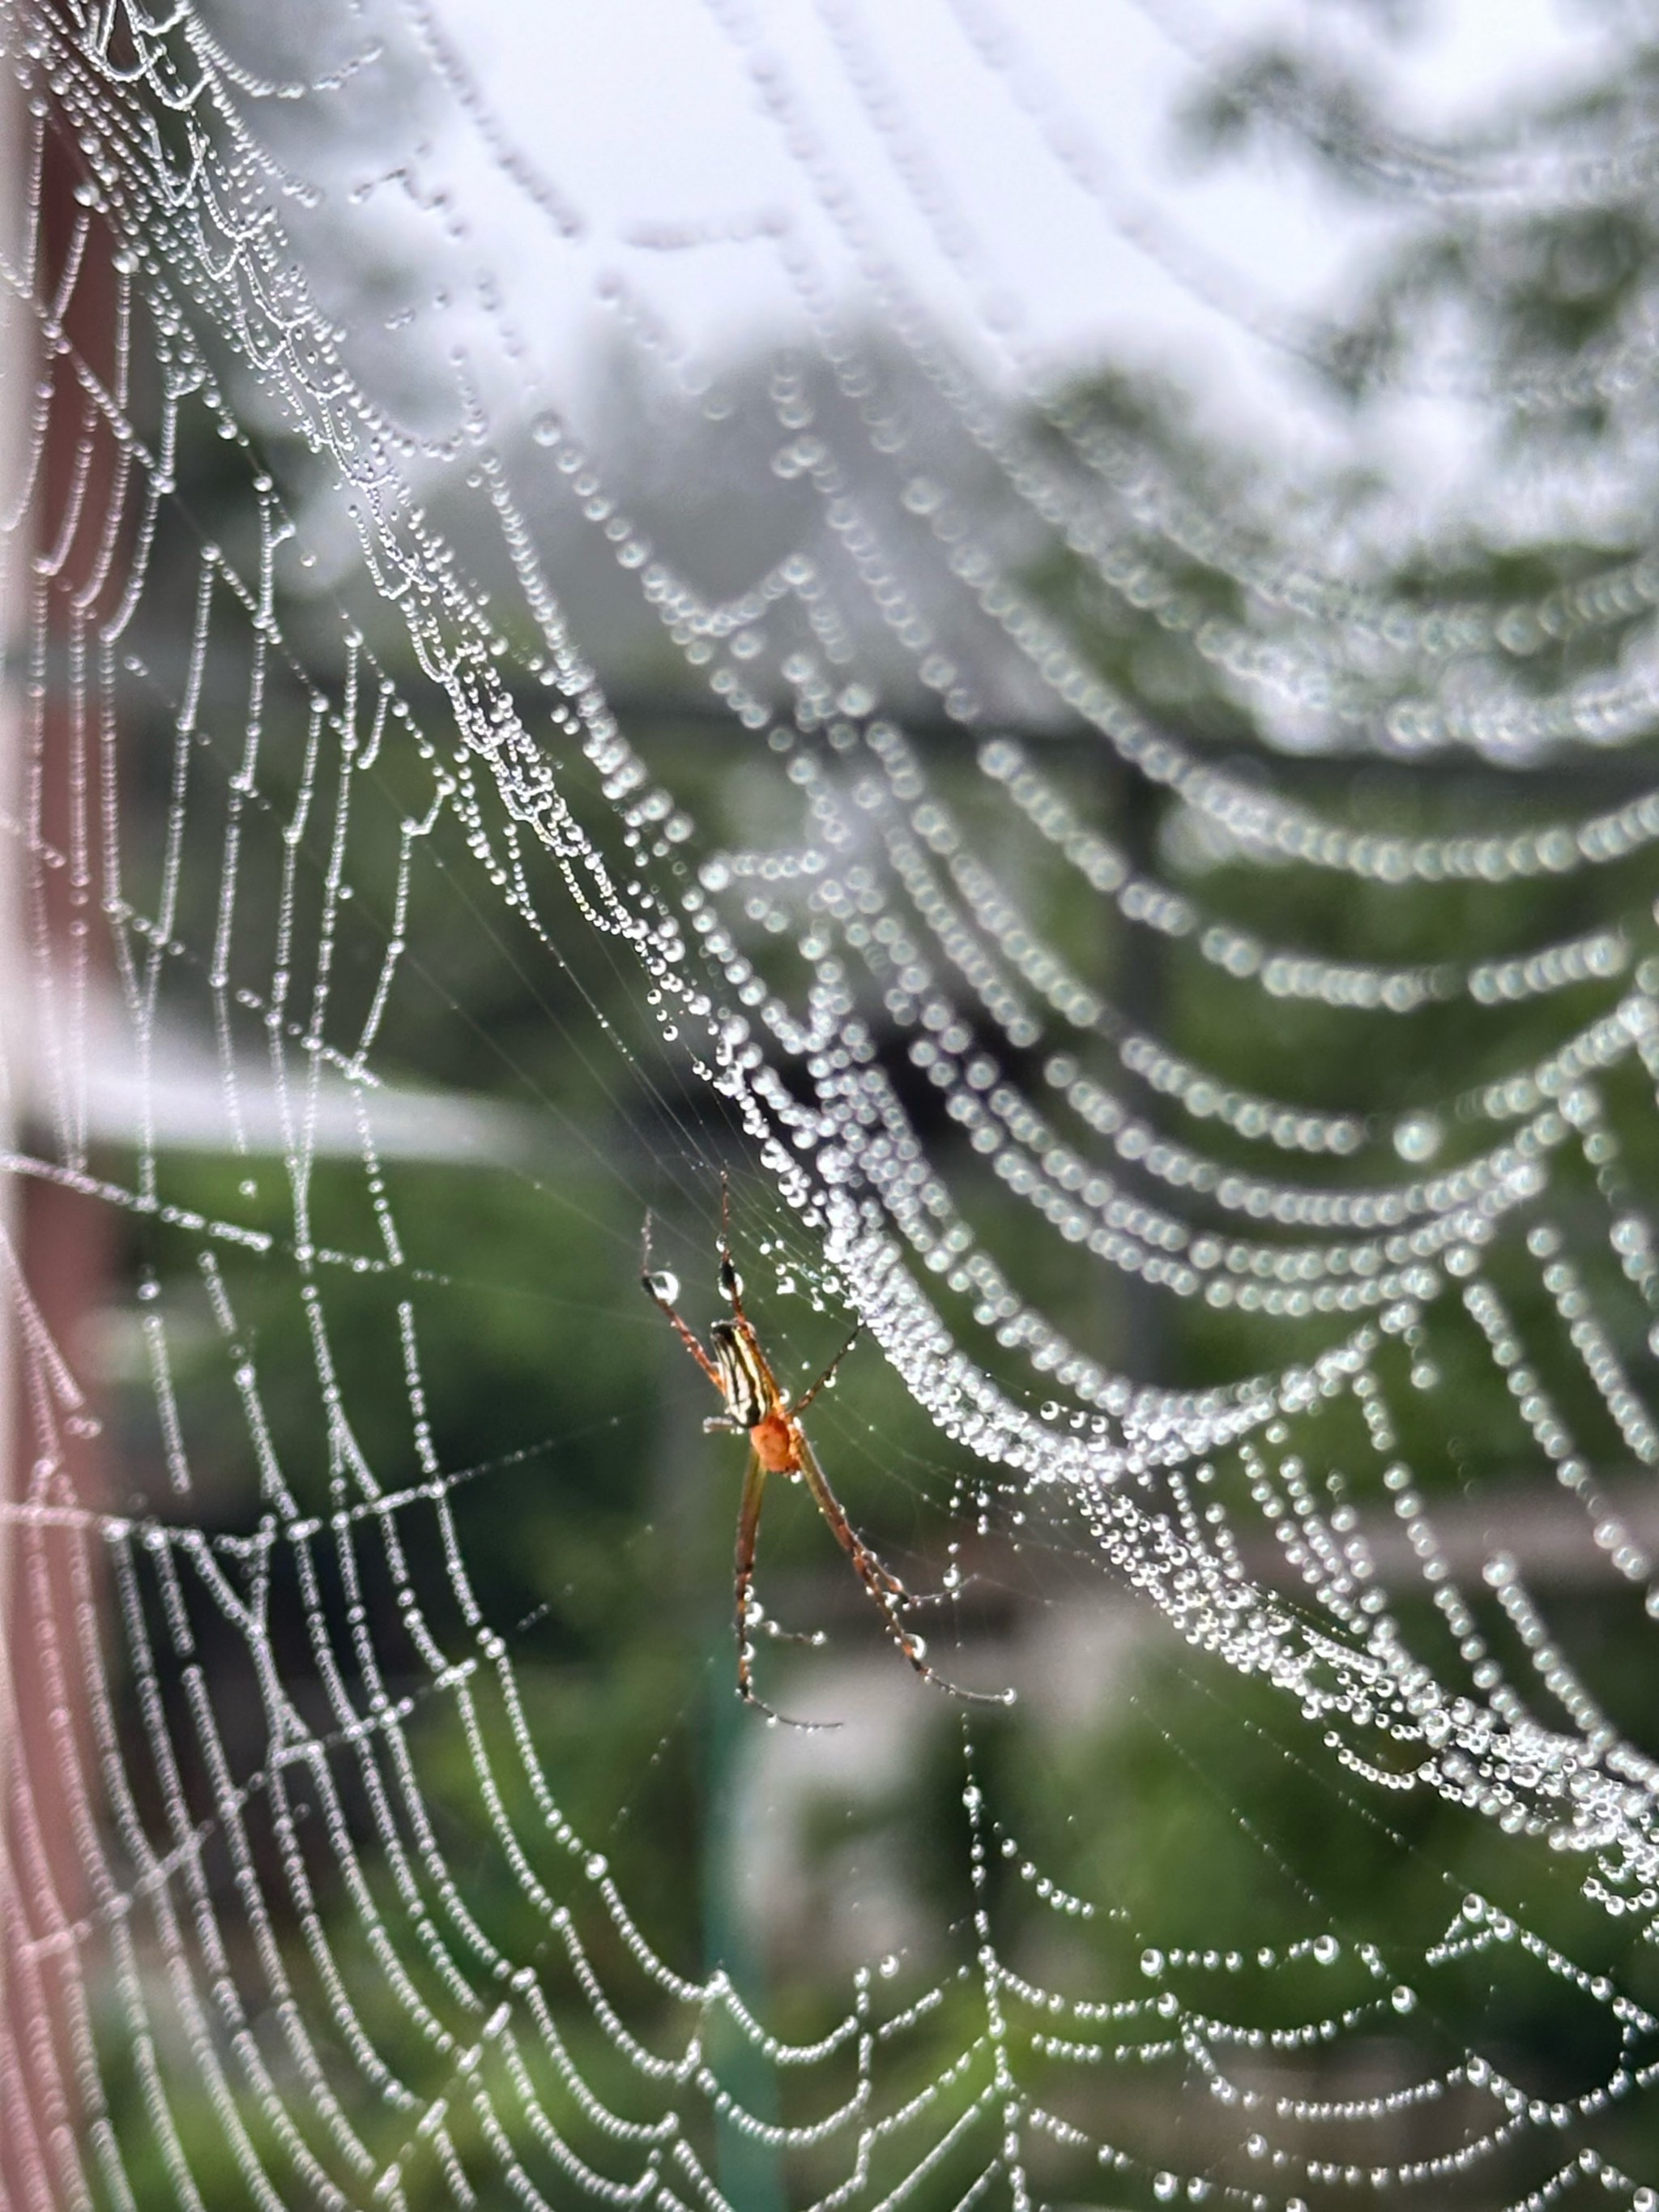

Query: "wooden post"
left=1, top=48, right=122, bottom=2206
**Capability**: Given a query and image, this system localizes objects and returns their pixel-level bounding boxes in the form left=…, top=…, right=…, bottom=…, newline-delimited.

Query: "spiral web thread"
left=6, top=2, right=1659, bottom=2208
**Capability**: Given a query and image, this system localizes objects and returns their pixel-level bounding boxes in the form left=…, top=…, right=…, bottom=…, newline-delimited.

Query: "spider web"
left=6, top=2, right=1659, bottom=2209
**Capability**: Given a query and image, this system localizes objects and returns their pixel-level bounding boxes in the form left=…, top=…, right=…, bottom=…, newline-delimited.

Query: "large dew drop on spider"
left=646, top=1268, right=680, bottom=1305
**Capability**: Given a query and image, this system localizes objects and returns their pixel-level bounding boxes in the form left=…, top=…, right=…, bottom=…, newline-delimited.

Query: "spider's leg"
left=797, top=1435, right=1011, bottom=1707
left=734, top=1445, right=769, bottom=1709
left=733, top=1447, right=838, bottom=1730
left=757, top=1612, right=826, bottom=1648
left=641, top=1213, right=722, bottom=1389
left=792, top=1321, right=861, bottom=1416
left=716, top=1169, right=747, bottom=1317
left=795, top=1431, right=908, bottom=1603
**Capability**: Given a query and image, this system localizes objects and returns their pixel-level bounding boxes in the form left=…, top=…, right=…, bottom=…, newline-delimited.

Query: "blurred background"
left=10, top=1, right=1659, bottom=2207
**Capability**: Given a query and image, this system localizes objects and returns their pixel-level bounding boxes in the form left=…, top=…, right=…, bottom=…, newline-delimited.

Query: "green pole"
left=704, top=1656, right=787, bottom=2212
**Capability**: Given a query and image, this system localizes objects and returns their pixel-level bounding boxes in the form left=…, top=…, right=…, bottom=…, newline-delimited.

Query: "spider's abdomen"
left=751, top=1412, right=797, bottom=1473
left=710, top=1317, right=770, bottom=1429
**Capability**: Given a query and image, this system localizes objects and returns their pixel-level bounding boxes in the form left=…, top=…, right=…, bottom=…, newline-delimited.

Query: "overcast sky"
left=412, top=0, right=1600, bottom=468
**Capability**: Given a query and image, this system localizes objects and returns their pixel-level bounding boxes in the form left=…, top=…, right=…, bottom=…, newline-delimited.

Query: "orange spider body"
left=750, top=1411, right=797, bottom=1475
left=710, top=1316, right=800, bottom=1474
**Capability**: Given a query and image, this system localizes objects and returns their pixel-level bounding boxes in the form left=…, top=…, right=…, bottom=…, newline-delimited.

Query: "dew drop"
left=1393, top=1112, right=1443, bottom=1163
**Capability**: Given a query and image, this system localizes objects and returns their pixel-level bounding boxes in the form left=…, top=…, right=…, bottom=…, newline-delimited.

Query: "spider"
left=642, top=1181, right=992, bottom=1723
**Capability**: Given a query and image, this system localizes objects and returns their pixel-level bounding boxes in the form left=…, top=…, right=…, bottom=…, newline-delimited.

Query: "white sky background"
left=411, top=0, right=1611, bottom=486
